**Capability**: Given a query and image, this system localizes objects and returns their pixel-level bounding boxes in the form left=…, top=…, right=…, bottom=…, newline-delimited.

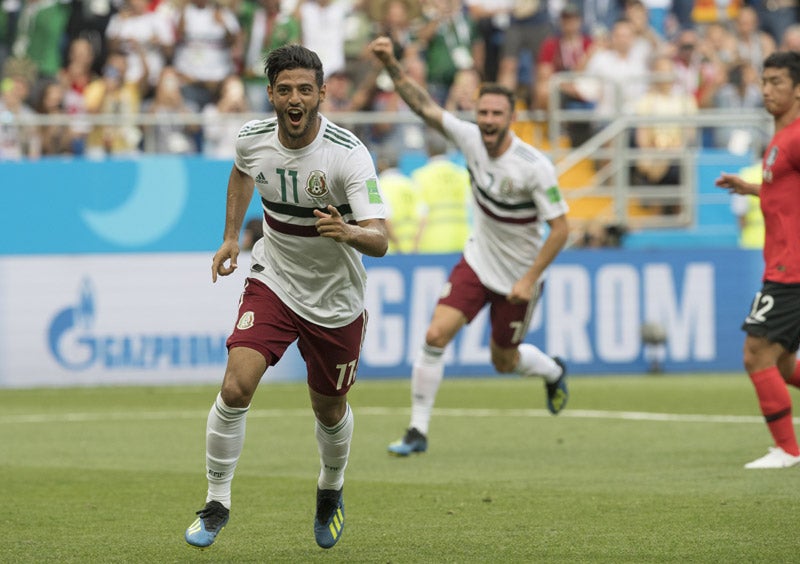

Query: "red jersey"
left=537, top=35, right=593, bottom=71
left=760, top=117, right=800, bottom=283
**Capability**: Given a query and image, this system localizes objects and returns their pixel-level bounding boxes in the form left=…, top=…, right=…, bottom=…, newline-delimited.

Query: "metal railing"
left=1, top=77, right=773, bottom=231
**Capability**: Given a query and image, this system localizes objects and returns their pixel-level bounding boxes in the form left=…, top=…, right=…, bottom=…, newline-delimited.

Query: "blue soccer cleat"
left=545, top=357, right=569, bottom=415
left=387, top=427, right=428, bottom=456
left=185, top=500, right=229, bottom=548
left=314, top=487, right=345, bottom=549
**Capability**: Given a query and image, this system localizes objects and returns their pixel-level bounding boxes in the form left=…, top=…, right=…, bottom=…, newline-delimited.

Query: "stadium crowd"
left=0, top=0, right=796, bottom=162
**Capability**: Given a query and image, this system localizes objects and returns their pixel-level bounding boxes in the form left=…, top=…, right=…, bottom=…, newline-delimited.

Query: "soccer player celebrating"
left=184, top=44, right=388, bottom=548
left=369, top=36, right=570, bottom=457
left=716, top=51, right=800, bottom=469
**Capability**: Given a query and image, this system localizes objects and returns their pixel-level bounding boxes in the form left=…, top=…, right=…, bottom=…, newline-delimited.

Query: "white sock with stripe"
left=316, top=403, right=353, bottom=491
left=205, top=392, right=249, bottom=509
left=514, top=343, right=562, bottom=383
left=409, top=344, right=445, bottom=436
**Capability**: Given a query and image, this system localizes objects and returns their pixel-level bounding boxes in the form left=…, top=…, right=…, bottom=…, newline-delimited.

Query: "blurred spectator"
left=731, top=6, right=775, bottom=73
left=534, top=4, right=594, bottom=147
left=376, top=151, right=422, bottom=254
left=0, top=1, right=19, bottom=74
left=623, top=0, right=662, bottom=63
left=444, top=66, right=480, bottom=112
left=416, top=0, right=478, bottom=105
left=464, top=0, right=511, bottom=82
left=143, top=66, right=199, bottom=154
left=0, top=58, right=41, bottom=159
left=239, top=0, right=300, bottom=112
left=342, top=0, right=374, bottom=83
left=713, top=62, right=765, bottom=154
left=697, top=21, right=738, bottom=68
left=497, top=0, right=553, bottom=105
left=779, top=23, right=800, bottom=51
left=35, top=80, right=73, bottom=155
left=671, top=28, right=718, bottom=108
left=173, top=0, right=241, bottom=110
left=11, top=0, right=70, bottom=85
left=320, top=68, right=354, bottom=113
left=631, top=55, right=697, bottom=215
left=412, top=129, right=471, bottom=253
left=202, top=73, right=248, bottom=159
left=372, top=0, right=420, bottom=63
left=751, top=0, right=799, bottom=47
left=57, top=36, right=97, bottom=155
left=105, top=0, right=175, bottom=97
left=670, top=0, right=693, bottom=31
left=84, top=50, right=143, bottom=156
left=66, top=0, right=120, bottom=77
left=294, top=0, right=349, bottom=78
left=581, top=18, right=648, bottom=121
left=581, top=0, right=625, bottom=41
left=368, top=53, right=426, bottom=157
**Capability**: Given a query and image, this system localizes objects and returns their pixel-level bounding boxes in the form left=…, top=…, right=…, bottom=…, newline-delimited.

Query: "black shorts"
left=741, top=280, right=800, bottom=353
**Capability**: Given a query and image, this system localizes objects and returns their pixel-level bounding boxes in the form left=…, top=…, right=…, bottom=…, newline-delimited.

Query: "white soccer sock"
left=205, top=392, right=249, bottom=509
left=409, top=344, right=445, bottom=435
left=514, top=343, right=562, bottom=383
left=316, top=403, right=354, bottom=491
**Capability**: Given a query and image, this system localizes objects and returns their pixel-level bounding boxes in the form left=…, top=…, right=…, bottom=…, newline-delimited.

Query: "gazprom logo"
left=48, top=278, right=228, bottom=371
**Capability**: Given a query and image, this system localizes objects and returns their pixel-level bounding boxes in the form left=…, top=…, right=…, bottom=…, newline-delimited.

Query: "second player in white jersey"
left=370, top=35, right=571, bottom=457
left=442, top=111, right=569, bottom=295
left=235, top=115, right=386, bottom=327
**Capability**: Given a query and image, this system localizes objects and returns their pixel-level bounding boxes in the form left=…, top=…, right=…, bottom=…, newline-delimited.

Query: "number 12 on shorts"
left=746, top=291, right=774, bottom=324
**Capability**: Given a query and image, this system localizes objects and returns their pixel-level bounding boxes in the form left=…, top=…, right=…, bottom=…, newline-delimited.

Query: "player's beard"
left=282, top=102, right=320, bottom=141
left=481, top=124, right=509, bottom=155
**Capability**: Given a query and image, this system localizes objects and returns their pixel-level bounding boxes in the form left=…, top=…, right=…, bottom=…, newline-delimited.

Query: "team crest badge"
left=237, top=311, right=255, bottom=330
left=305, top=170, right=328, bottom=198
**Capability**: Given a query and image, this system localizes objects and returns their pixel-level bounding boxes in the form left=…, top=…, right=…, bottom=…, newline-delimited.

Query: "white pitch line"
left=0, top=407, right=769, bottom=425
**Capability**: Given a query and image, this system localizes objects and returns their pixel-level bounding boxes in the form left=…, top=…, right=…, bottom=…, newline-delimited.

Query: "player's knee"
left=220, top=374, right=254, bottom=407
left=425, top=326, right=451, bottom=349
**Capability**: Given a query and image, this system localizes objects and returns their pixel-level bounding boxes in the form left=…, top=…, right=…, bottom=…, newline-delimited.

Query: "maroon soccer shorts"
left=226, top=278, right=366, bottom=396
left=438, top=257, right=541, bottom=348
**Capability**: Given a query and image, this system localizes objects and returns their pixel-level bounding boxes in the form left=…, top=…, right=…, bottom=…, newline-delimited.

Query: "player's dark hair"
left=478, top=83, right=515, bottom=111
left=264, top=44, right=324, bottom=89
left=763, top=51, right=800, bottom=86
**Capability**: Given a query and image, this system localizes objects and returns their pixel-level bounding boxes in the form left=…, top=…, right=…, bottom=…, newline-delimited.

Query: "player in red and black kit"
left=716, top=51, right=800, bottom=469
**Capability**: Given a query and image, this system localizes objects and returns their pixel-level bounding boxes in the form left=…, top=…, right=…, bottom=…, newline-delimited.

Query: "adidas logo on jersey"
left=255, top=172, right=268, bottom=184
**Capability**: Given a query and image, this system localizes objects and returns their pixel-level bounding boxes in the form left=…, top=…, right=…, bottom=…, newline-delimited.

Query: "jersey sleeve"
left=233, top=120, right=260, bottom=174
left=343, top=144, right=387, bottom=222
left=441, top=111, right=480, bottom=154
left=531, top=158, right=569, bottom=221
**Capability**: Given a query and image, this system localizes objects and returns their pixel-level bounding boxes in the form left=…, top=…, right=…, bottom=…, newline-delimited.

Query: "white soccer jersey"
left=234, top=115, right=386, bottom=327
left=442, top=111, right=569, bottom=295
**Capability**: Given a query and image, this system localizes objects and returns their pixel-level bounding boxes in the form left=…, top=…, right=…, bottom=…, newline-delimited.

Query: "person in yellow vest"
left=413, top=130, right=472, bottom=253
left=377, top=153, right=423, bottom=254
left=731, top=161, right=765, bottom=249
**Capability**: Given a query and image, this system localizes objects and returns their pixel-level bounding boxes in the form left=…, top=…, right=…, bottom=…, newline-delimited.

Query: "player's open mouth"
left=288, top=109, right=303, bottom=125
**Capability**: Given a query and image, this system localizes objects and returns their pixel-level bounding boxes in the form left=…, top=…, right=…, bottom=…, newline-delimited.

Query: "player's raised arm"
left=369, top=36, right=445, bottom=134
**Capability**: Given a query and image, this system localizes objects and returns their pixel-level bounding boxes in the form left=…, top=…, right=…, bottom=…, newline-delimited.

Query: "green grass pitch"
left=2, top=373, right=798, bottom=563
